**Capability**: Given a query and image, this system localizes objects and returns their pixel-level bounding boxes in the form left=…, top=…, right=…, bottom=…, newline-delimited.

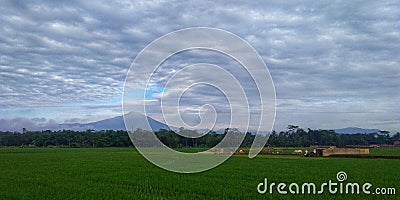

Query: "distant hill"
left=334, top=127, right=381, bottom=134
left=60, top=112, right=171, bottom=131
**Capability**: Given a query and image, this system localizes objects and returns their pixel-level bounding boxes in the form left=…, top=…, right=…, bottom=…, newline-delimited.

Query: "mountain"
left=60, top=112, right=171, bottom=131
left=334, top=127, right=381, bottom=134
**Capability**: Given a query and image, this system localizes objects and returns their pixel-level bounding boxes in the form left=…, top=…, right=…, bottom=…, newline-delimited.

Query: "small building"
left=314, top=146, right=369, bottom=157
left=394, top=141, right=400, bottom=147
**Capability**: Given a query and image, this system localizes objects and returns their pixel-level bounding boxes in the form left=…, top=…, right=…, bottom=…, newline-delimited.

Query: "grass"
left=369, top=148, right=400, bottom=156
left=0, top=147, right=399, bottom=199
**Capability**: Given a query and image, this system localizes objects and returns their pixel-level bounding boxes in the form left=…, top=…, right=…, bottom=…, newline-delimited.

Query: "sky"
left=0, top=0, right=399, bottom=133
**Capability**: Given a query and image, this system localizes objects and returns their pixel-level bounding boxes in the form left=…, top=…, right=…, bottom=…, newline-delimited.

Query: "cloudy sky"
left=0, top=0, right=399, bottom=133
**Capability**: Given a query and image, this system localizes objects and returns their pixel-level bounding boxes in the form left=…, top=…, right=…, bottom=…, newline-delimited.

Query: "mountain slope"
left=60, top=112, right=171, bottom=131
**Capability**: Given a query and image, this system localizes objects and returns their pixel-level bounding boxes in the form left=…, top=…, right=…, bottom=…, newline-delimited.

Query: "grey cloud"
left=0, top=117, right=59, bottom=132
left=0, top=0, right=398, bottom=132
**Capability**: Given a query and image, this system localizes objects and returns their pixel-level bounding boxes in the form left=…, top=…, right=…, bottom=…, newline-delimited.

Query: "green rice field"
left=0, top=147, right=399, bottom=199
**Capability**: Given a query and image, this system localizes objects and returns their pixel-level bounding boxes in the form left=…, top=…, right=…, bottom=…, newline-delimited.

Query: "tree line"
left=0, top=129, right=131, bottom=148
left=0, top=126, right=399, bottom=148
